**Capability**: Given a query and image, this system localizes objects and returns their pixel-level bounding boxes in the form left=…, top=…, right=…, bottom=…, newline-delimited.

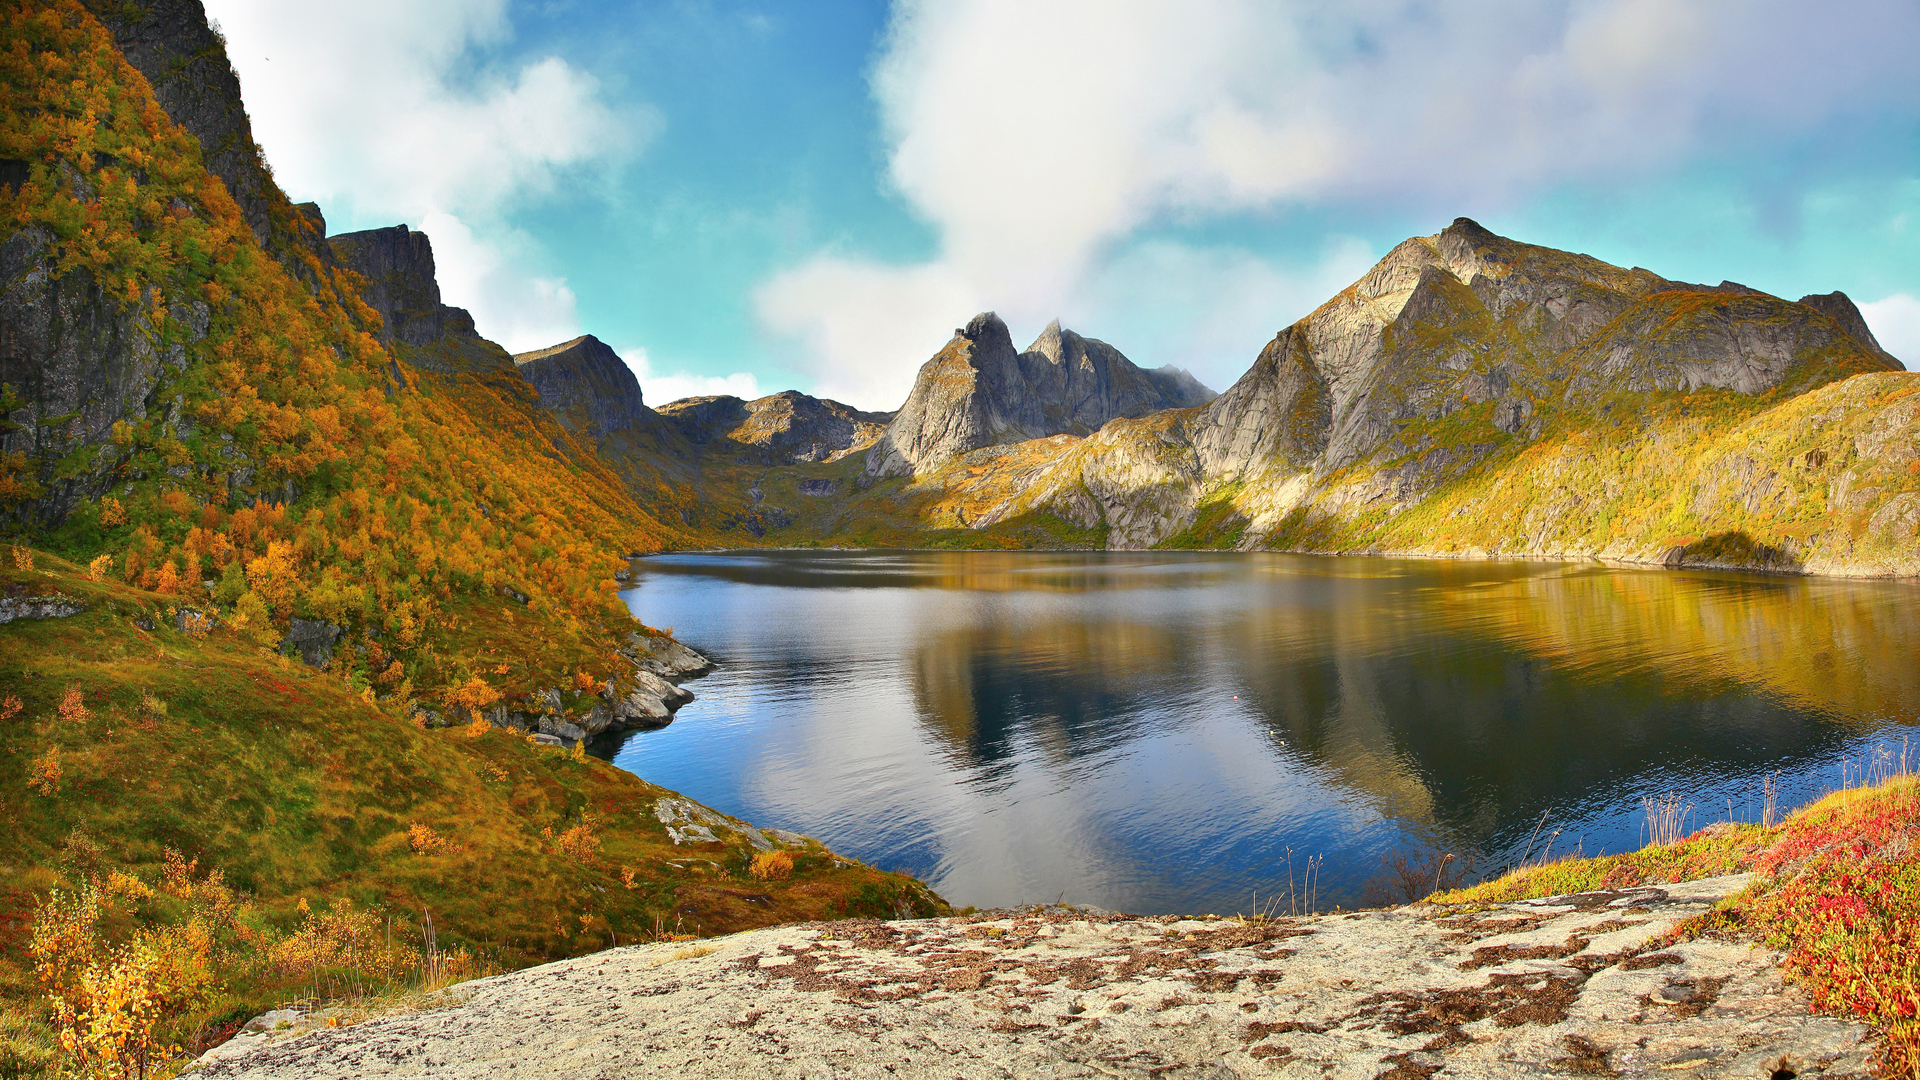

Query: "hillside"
left=0, top=2, right=945, bottom=1073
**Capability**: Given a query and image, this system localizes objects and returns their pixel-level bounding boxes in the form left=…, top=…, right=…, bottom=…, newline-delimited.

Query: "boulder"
left=622, top=632, right=713, bottom=677
left=278, top=618, right=340, bottom=669
left=0, top=594, right=85, bottom=624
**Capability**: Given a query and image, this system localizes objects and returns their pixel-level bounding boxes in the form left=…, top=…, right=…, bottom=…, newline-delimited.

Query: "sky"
left=204, top=0, right=1920, bottom=413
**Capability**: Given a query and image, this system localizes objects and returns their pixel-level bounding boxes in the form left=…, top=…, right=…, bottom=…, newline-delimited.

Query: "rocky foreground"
left=191, top=874, right=1870, bottom=1079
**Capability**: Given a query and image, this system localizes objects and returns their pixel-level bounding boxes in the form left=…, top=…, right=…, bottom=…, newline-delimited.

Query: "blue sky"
left=207, top=0, right=1920, bottom=412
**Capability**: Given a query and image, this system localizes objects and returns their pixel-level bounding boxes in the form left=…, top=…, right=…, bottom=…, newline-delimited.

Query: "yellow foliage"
left=244, top=541, right=300, bottom=620
left=407, top=823, right=448, bottom=855
left=465, top=715, right=490, bottom=740
left=28, top=748, right=61, bottom=795
left=98, top=497, right=127, bottom=526
left=549, top=814, right=601, bottom=864
left=443, top=676, right=502, bottom=724
left=749, top=850, right=794, bottom=881
left=10, top=544, right=32, bottom=571
left=0, top=692, right=21, bottom=721
left=86, top=553, right=113, bottom=581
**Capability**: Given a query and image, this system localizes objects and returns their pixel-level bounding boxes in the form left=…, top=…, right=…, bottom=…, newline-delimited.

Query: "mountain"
left=844, top=219, right=1913, bottom=571
left=865, top=313, right=1215, bottom=477
left=657, top=390, right=892, bottom=464
left=330, top=224, right=516, bottom=374
left=514, top=334, right=663, bottom=441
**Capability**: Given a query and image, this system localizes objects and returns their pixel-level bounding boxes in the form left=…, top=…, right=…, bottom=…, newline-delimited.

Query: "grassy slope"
left=0, top=551, right=943, bottom=1068
left=1433, top=777, right=1920, bottom=1077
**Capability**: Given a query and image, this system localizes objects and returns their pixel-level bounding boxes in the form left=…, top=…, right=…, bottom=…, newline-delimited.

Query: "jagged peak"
left=961, top=311, right=1010, bottom=342
left=1798, top=290, right=1902, bottom=366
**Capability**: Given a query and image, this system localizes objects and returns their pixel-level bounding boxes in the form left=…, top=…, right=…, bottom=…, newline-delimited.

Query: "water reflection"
left=606, top=551, right=1919, bottom=913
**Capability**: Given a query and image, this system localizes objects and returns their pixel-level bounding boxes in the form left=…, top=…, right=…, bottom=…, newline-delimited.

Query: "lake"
left=605, top=550, right=1920, bottom=914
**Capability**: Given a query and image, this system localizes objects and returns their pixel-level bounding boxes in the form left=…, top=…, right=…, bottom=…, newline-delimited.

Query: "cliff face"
left=328, top=225, right=514, bottom=374
left=866, top=313, right=1215, bottom=478
left=513, top=335, right=657, bottom=441
left=77, top=0, right=275, bottom=247
left=658, top=390, right=892, bottom=464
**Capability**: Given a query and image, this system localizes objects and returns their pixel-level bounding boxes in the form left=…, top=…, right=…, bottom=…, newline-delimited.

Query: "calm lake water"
left=605, top=550, right=1920, bottom=914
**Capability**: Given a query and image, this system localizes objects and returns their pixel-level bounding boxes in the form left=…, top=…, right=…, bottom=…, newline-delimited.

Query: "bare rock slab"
left=190, top=874, right=1872, bottom=1079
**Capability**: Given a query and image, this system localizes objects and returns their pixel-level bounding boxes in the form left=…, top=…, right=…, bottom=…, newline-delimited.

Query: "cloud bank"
left=206, top=0, right=642, bottom=352
left=760, top=0, right=1920, bottom=410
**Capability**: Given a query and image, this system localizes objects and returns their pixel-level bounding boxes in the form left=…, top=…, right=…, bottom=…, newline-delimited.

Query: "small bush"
left=749, top=850, right=794, bottom=881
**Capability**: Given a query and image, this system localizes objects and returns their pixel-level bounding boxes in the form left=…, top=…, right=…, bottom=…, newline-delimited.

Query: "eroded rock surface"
left=867, top=313, right=1215, bottom=478
left=189, top=873, right=1870, bottom=1079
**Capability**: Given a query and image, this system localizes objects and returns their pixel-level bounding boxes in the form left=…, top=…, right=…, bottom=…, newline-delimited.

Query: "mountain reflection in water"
left=607, top=550, right=1920, bottom=914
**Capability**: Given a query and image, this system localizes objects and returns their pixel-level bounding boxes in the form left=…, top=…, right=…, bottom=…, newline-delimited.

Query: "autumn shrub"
left=57, top=685, right=89, bottom=724
left=10, top=544, right=31, bottom=571
left=549, top=815, right=601, bottom=864
left=407, top=823, right=448, bottom=856
left=0, top=693, right=21, bottom=721
left=750, top=850, right=794, bottom=881
left=28, top=748, right=61, bottom=795
left=86, top=553, right=113, bottom=581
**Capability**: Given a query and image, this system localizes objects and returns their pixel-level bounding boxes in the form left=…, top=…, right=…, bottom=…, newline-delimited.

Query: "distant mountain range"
left=494, top=219, right=1913, bottom=576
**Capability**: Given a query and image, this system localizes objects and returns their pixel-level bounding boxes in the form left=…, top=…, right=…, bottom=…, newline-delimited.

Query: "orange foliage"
left=57, top=685, right=89, bottom=725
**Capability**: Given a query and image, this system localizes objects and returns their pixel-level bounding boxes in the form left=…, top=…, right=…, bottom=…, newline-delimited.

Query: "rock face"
left=77, top=0, right=276, bottom=247
left=907, top=219, right=1907, bottom=561
left=657, top=391, right=894, bottom=464
left=0, top=594, right=85, bottom=624
left=191, top=873, right=1873, bottom=1080
left=513, top=335, right=659, bottom=441
left=0, top=223, right=211, bottom=526
left=865, top=313, right=1215, bottom=478
left=327, top=227, right=513, bottom=373
left=279, top=618, right=341, bottom=669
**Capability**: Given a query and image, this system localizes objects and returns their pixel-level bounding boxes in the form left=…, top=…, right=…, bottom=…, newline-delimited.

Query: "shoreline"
left=626, top=543, right=1920, bottom=582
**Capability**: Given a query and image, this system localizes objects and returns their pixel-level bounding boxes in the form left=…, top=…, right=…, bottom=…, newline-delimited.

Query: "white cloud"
left=1861, top=295, right=1920, bottom=369
left=205, top=0, right=649, bottom=354
left=612, top=344, right=763, bottom=407
left=759, top=0, right=1920, bottom=408
left=1077, top=237, right=1378, bottom=392
left=418, top=212, right=580, bottom=354
left=754, top=257, right=983, bottom=410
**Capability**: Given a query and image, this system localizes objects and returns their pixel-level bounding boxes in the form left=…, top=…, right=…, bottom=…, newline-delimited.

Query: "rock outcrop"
left=328, top=226, right=514, bottom=374
left=0, top=593, right=85, bottom=624
left=191, top=873, right=1873, bottom=1079
left=865, top=313, right=1215, bottom=478
left=657, top=390, right=893, bottom=464
left=513, top=335, right=664, bottom=441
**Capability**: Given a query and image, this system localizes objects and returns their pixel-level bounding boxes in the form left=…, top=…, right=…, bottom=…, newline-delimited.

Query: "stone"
left=0, top=594, right=85, bottom=624
left=189, top=873, right=1874, bottom=1080
left=278, top=618, right=341, bottom=669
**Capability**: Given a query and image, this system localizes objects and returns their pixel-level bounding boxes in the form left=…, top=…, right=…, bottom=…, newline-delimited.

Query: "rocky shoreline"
left=409, top=630, right=714, bottom=744
left=187, top=873, right=1871, bottom=1079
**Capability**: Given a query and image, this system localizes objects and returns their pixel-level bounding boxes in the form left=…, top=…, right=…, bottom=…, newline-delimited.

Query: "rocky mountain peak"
left=865, top=313, right=1216, bottom=479
left=513, top=335, right=651, bottom=440
left=328, top=226, right=513, bottom=374
left=962, top=311, right=1012, bottom=345
left=1798, top=291, right=1903, bottom=367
